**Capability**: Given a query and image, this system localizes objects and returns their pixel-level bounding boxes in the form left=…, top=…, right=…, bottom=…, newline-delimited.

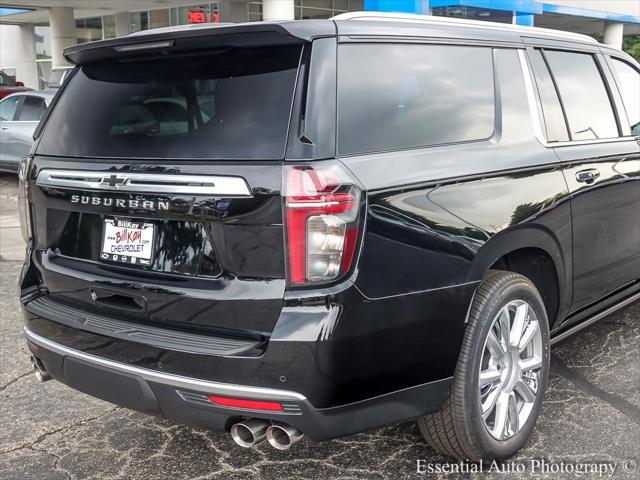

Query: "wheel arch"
left=466, top=225, right=571, bottom=328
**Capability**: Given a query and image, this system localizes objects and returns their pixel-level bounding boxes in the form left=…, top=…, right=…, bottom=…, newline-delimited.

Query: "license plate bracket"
left=100, top=218, right=155, bottom=266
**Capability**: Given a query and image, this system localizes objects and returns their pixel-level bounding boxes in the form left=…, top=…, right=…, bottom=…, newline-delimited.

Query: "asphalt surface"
left=0, top=172, right=639, bottom=479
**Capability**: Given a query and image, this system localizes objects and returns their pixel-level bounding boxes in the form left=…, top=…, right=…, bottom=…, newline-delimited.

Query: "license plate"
left=100, top=219, right=155, bottom=265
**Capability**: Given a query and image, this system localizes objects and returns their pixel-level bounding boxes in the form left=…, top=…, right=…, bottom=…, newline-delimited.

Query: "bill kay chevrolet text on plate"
left=18, top=11, right=640, bottom=459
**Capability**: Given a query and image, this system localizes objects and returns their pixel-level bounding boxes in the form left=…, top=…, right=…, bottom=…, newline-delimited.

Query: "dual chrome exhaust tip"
left=30, top=356, right=51, bottom=382
left=230, top=419, right=303, bottom=450
left=230, top=419, right=268, bottom=448
left=265, top=422, right=304, bottom=451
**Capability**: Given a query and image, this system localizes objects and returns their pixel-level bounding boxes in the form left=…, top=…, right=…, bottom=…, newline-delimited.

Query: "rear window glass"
left=338, top=44, right=495, bottom=155
left=37, top=45, right=302, bottom=159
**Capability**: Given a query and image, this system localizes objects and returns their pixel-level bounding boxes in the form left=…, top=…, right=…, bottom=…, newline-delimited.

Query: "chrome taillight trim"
left=35, top=169, right=252, bottom=196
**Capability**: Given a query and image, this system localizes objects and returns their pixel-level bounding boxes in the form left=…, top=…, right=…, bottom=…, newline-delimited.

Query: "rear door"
left=28, top=43, right=303, bottom=335
left=530, top=47, right=640, bottom=311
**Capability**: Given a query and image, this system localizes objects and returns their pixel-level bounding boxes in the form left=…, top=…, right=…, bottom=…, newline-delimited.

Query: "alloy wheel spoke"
left=498, top=306, right=511, bottom=350
left=479, top=368, right=502, bottom=387
left=519, top=356, right=542, bottom=373
left=486, top=330, right=506, bottom=359
left=518, top=319, right=538, bottom=352
left=513, top=379, right=537, bottom=403
left=510, top=303, right=528, bottom=348
left=506, top=392, right=519, bottom=437
left=482, top=386, right=501, bottom=418
left=491, top=392, right=510, bottom=439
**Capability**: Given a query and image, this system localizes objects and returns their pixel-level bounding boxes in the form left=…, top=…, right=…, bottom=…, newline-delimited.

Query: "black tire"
left=418, top=270, right=550, bottom=461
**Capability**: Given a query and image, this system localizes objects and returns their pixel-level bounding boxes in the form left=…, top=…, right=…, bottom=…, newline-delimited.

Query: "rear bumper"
left=25, top=327, right=451, bottom=441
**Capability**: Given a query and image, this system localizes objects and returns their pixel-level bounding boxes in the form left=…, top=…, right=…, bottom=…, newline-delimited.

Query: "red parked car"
left=0, top=71, right=30, bottom=99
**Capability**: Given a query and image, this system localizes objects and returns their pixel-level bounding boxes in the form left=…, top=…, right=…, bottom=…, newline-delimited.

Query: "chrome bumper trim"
left=24, top=327, right=306, bottom=402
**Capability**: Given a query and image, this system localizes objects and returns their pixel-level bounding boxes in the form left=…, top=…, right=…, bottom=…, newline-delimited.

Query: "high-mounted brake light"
left=114, top=40, right=174, bottom=53
left=284, top=164, right=362, bottom=285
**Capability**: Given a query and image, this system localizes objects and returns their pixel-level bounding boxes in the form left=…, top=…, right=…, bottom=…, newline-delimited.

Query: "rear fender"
left=466, top=224, right=571, bottom=326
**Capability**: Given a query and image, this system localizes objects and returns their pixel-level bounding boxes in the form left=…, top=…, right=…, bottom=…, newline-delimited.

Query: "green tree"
left=623, top=35, right=640, bottom=62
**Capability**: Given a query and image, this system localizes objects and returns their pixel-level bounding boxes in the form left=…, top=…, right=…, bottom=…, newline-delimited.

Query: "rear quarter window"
left=337, top=43, right=495, bottom=156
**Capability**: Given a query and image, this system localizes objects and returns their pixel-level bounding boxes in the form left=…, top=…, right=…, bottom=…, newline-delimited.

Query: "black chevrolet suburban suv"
left=18, top=12, right=640, bottom=460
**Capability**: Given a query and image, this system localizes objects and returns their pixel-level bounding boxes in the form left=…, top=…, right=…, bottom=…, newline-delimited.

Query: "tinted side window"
left=17, top=96, right=46, bottom=121
left=543, top=51, right=618, bottom=140
left=338, top=44, right=495, bottom=155
left=0, top=95, right=22, bottom=121
left=528, top=49, right=569, bottom=142
left=610, top=58, right=640, bottom=136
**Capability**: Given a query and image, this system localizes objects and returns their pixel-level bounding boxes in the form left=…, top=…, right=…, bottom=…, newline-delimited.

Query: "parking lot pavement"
left=1, top=173, right=639, bottom=479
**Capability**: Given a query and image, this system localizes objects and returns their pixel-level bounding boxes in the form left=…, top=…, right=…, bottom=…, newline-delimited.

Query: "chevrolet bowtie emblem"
left=103, top=174, right=128, bottom=188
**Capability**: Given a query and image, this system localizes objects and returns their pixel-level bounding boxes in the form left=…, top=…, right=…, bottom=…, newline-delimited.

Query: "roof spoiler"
left=64, top=20, right=336, bottom=65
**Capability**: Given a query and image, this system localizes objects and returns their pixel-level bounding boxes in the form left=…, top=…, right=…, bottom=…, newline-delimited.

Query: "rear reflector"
left=208, top=395, right=284, bottom=412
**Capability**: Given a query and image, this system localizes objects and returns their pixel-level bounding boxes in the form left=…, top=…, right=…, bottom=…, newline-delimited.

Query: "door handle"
left=575, top=168, right=600, bottom=184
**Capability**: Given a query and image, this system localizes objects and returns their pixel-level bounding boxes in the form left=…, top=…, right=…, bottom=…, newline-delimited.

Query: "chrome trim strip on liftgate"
left=35, top=169, right=252, bottom=196
left=24, top=327, right=306, bottom=401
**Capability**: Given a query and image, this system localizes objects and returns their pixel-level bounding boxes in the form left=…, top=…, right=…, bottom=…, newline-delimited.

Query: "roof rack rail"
left=331, top=11, right=598, bottom=44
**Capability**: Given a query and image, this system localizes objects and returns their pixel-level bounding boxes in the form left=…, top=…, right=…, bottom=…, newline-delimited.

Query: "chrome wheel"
left=479, top=300, right=543, bottom=440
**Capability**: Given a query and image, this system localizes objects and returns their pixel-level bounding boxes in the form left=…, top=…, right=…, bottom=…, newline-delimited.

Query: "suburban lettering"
left=67, top=195, right=170, bottom=211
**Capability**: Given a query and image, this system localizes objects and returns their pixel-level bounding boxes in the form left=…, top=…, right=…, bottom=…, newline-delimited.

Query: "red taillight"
left=284, top=164, right=362, bottom=285
left=207, top=395, right=284, bottom=412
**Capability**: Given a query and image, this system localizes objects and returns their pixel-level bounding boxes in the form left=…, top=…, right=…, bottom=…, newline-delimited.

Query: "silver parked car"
left=0, top=90, right=55, bottom=173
